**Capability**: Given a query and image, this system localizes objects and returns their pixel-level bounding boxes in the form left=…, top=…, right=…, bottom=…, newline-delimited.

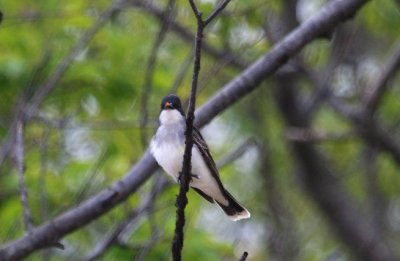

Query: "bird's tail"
left=216, top=190, right=251, bottom=221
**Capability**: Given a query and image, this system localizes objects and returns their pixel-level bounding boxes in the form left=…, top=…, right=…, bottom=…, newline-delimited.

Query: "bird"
left=150, top=94, right=250, bottom=221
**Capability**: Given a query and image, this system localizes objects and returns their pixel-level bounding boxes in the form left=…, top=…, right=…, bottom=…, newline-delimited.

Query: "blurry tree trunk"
left=274, top=76, right=396, bottom=261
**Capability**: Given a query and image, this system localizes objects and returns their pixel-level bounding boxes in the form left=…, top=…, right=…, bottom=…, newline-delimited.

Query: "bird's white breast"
left=150, top=110, right=186, bottom=181
left=150, top=110, right=228, bottom=205
left=151, top=132, right=184, bottom=182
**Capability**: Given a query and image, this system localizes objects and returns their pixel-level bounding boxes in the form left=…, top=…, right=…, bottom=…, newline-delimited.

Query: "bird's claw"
left=178, top=172, right=199, bottom=184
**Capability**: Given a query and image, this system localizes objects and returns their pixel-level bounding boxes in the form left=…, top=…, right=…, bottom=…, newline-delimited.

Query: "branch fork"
left=171, top=1, right=231, bottom=261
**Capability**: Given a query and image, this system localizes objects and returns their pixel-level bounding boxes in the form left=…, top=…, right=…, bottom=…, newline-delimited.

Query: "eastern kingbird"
left=150, top=94, right=250, bottom=221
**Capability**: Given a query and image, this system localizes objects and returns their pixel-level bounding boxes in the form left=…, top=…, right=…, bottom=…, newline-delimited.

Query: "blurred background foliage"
left=1, top=0, right=400, bottom=260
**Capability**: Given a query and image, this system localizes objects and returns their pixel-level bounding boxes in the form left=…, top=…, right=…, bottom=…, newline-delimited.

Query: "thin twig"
left=238, top=251, right=248, bottom=261
left=216, top=138, right=257, bottom=169
left=172, top=0, right=231, bottom=260
left=171, top=0, right=202, bottom=258
left=304, top=63, right=400, bottom=166
left=274, top=78, right=396, bottom=261
left=84, top=176, right=167, bottom=261
left=204, top=0, right=231, bottom=26
left=0, top=52, right=51, bottom=168
left=15, top=118, right=34, bottom=233
left=134, top=177, right=167, bottom=261
left=130, top=0, right=247, bottom=69
left=169, top=49, right=194, bottom=93
left=73, top=150, right=108, bottom=204
left=39, top=128, right=51, bottom=261
left=285, top=127, right=356, bottom=142
left=363, top=41, right=400, bottom=115
left=363, top=146, right=387, bottom=234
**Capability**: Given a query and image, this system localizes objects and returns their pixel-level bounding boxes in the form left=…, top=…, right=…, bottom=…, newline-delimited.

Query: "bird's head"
left=159, top=94, right=185, bottom=125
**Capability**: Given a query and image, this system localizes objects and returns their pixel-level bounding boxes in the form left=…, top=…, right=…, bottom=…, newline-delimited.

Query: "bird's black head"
left=161, top=94, right=183, bottom=113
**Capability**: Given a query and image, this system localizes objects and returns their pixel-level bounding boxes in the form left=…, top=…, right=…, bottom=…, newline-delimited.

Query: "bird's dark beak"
left=165, top=101, right=173, bottom=109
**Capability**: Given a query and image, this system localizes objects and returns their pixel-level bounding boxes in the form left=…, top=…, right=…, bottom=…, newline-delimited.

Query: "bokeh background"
left=1, top=0, right=400, bottom=260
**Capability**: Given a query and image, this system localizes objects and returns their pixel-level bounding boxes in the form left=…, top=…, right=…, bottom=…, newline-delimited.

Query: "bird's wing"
left=192, top=127, right=225, bottom=190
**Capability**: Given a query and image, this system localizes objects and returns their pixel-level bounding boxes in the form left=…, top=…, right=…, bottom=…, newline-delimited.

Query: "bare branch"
left=363, top=147, right=388, bottom=233
left=363, top=41, right=400, bottom=115
left=172, top=0, right=232, bottom=259
left=216, top=138, right=257, bottom=169
left=172, top=0, right=204, bottom=259
left=285, top=127, right=356, bottom=142
left=129, top=0, right=247, bottom=69
left=0, top=150, right=158, bottom=261
left=304, top=66, right=400, bottom=166
left=38, top=128, right=51, bottom=261
left=188, top=0, right=202, bottom=21
left=0, top=1, right=369, bottom=259
left=195, top=0, right=369, bottom=127
left=204, top=0, right=231, bottom=26
left=84, top=176, right=167, bottom=261
left=238, top=251, right=248, bottom=261
left=85, top=206, right=146, bottom=261
left=274, top=79, right=396, bottom=261
left=15, top=119, right=34, bottom=233
left=169, top=50, right=194, bottom=93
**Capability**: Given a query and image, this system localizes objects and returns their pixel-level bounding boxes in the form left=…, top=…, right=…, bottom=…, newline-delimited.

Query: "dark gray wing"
left=192, top=127, right=225, bottom=191
left=192, top=127, right=249, bottom=217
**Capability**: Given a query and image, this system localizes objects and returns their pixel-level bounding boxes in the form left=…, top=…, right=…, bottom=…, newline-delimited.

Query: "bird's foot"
left=178, top=172, right=199, bottom=184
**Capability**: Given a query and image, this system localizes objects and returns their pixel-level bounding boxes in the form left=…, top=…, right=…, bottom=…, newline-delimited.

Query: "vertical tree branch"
left=39, top=128, right=51, bottom=261
left=363, top=146, right=388, bottom=234
left=238, top=251, right=248, bottom=261
left=15, top=118, right=34, bottom=233
left=363, top=41, right=400, bottom=115
left=172, top=1, right=230, bottom=260
left=171, top=3, right=202, bottom=260
left=274, top=77, right=396, bottom=261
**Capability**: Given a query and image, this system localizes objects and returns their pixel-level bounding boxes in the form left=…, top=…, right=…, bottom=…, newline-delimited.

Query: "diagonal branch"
left=0, top=0, right=369, bottom=259
left=238, top=251, right=248, bottom=261
left=204, top=0, right=231, bottom=26
left=84, top=176, right=167, bottom=261
left=304, top=66, right=400, bottom=166
left=195, top=0, right=369, bottom=127
left=363, top=41, right=400, bottom=115
left=129, top=0, right=247, bottom=69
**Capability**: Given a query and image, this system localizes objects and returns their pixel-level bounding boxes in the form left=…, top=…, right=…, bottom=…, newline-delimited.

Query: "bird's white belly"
left=152, top=140, right=227, bottom=205
left=152, top=141, right=184, bottom=182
